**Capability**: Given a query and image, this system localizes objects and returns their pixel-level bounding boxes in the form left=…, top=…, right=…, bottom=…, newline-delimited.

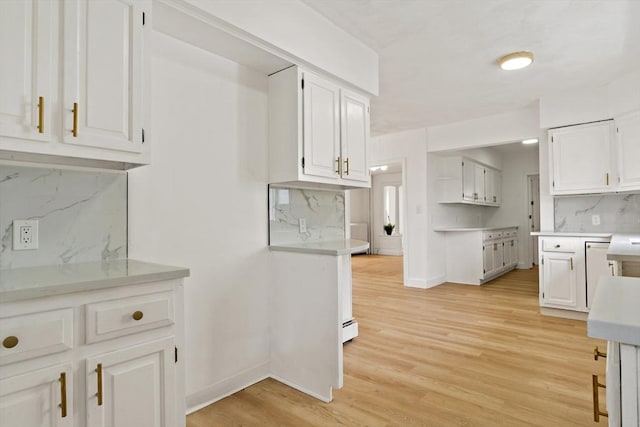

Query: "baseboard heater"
left=342, top=318, right=358, bottom=343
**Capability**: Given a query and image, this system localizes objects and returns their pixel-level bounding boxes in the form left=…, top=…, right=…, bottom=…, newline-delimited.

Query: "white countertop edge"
left=269, top=239, right=369, bottom=255
left=530, top=231, right=613, bottom=238
left=433, top=226, right=518, bottom=232
left=587, top=276, right=640, bottom=346
left=606, top=233, right=640, bottom=262
left=0, top=259, right=190, bottom=303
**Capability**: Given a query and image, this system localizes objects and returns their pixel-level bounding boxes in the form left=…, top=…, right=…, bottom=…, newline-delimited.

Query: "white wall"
left=183, top=0, right=379, bottom=95
left=484, top=147, right=540, bottom=268
left=349, top=188, right=369, bottom=224
left=369, top=129, right=427, bottom=287
left=128, top=32, right=270, bottom=410
left=427, top=104, right=539, bottom=152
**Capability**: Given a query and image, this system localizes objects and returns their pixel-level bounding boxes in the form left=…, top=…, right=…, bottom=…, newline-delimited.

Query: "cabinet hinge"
left=551, top=136, right=554, bottom=143
left=462, top=161, right=464, bottom=166
left=367, top=106, right=370, bottom=113
left=541, top=256, right=544, bottom=265
left=301, top=79, right=304, bottom=90
left=301, top=157, right=305, bottom=169
left=142, top=12, right=146, bottom=26
left=483, top=269, right=486, bottom=274
left=141, top=128, right=145, bottom=143
left=542, top=292, right=545, bottom=298
left=552, top=180, right=555, bottom=188
left=175, top=346, right=178, bottom=363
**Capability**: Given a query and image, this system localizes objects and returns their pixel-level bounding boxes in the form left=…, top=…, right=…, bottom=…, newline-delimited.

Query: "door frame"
left=526, top=174, right=541, bottom=267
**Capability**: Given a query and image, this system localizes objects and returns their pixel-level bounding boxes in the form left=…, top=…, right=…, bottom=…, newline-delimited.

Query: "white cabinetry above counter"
left=436, top=157, right=501, bottom=206
left=0, top=0, right=150, bottom=170
left=268, top=66, right=370, bottom=189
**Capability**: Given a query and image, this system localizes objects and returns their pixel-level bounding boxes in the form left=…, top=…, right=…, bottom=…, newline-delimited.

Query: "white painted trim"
left=540, top=307, right=588, bottom=321
left=517, top=261, right=532, bottom=270
left=186, top=361, right=270, bottom=414
left=406, top=278, right=428, bottom=289
left=269, top=374, right=333, bottom=403
left=426, top=275, right=446, bottom=288
left=376, top=249, right=403, bottom=256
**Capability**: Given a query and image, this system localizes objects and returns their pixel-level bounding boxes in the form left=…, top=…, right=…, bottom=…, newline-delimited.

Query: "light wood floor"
left=187, top=255, right=605, bottom=426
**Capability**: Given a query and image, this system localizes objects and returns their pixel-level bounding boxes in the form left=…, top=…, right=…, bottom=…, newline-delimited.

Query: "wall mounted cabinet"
left=268, top=66, right=370, bottom=189
left=548, top=112, right=640, bottom=195
left=0, top=0, right=150, bottom=169
left=437, top=156, right=501, bottom=206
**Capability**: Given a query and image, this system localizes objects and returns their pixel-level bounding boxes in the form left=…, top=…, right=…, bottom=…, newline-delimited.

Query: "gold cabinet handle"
left=570, top=257, right=574, bottom=270
left=72, top=102, right=78, bottom=137
left=592, top=374, right=608, bottom=422
left=335, top=157, right=341, bottom=174
left=593, top=346, right=607, bottom=361
left=59, top=372, right=67, bottom=418
left=344, top=158, right=350, bottom=176
left=132, top=310, right=144, bottom=321
left=96, top=363, right=103, bottom=406
left=2, top=336, right=18, bottom=349
left=605, top=173, right=609, bottom=186
left=37, top=96, right=44, bottom=133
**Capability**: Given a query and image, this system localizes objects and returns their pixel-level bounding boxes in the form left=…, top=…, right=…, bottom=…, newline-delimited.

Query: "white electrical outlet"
left=299, top=218, right=307, bottom=233
left=13, top=220, right=39, bottom=250
left=592, top=215, right=601, bottom=226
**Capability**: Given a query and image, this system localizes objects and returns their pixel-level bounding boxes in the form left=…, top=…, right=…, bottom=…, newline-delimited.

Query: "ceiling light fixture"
left=522, top=138, right=539, bottom=145
left=499, top=51, right=534, bottom=71
left=380, top=165, right=388, bottom=171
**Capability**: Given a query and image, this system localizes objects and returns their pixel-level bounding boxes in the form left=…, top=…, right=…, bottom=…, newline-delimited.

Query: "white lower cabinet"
left=541, top=252, right=578, bottom=309
left=620, top=343, right=640, bottom=426
left=0, top=364, right=73, bottom=427
left=0, top=280, right=184, bottom=427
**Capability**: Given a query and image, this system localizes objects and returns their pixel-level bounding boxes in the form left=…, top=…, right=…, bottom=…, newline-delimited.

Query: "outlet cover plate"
left=13, top=219, right=39, bottom=250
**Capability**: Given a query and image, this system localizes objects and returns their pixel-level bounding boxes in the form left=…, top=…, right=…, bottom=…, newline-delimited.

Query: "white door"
left=63, top=0, right=145, bottom=152
left=340, top=89, right=369, bottom=183
left=302, top=72, right=341, bottom=179
left=616, top=111, right=640, bottom=191
left=86, top=337, right=175, bottom=427
left=0, top=364, right=73, bottom=427
left=0, top=0, right=55, bottom=143
left=462, top=159, right=475, bottom=202
left=550, top=121, right=615, bottom=194
left=528, top=175, right=540, bottom=266
left=542, top=253, right=577, bottom=309
left=585, top=242, right=616, bottom=309
left=474, top=164, right=486, bottom=202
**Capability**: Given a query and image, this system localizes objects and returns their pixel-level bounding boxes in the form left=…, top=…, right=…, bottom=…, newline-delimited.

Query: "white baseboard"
left=406, top=278, right=428, bottom=288
left=426, top=275, right=446, bottom=288
left=540, top=307, right=588, bottom=321
left=186, top=361, right=270, bottom=414
left=517, top=262, right=533, bottom=269
left=270, top=374, right=333, bottom=403
left=376, top=249, right=403, bottom=256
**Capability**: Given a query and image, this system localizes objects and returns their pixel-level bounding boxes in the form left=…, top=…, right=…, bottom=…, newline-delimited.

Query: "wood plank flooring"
left=187, top=255, right=605, bottom=426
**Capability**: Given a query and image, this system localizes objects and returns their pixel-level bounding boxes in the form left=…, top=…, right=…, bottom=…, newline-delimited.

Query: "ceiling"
left=301, top=0, right=640, bottom=135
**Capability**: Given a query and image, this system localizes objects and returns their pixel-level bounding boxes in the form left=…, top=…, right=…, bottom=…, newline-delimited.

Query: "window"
left=383, top=185, right=402, bottom=235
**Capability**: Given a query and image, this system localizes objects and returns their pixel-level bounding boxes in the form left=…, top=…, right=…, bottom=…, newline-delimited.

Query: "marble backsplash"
left=555, top=193, right=640, bottom=233
left=0, top=165, right=127, bottom=269
left=269, top=186, right=345, bottom=245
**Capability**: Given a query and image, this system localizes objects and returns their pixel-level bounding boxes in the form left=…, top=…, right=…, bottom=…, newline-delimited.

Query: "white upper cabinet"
left=474, top=164, right=486, bottom=202
left=549, top=120, right=615, bottom=195
left=63, top=0, right=144, bottom=153
left=340, top=89, right=370, bottom=184
left=616, top=111, right=640, bottom=190
left=437, top=156, right=501, bottom=206
left=268, top=66, right=370, bottom=189
left=301, top=72, right=341, bottom=179
left=0, top=0, right=150, bottom=169
left=462, top=159, right=475, bottom=202
left=0, top=0, right=55, bottom=143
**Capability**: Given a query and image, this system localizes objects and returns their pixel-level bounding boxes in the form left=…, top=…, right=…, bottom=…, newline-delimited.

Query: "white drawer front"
left=541, top=238, right=578, bottom=253
left=0, top=308, right=73, bottom=366
left=86, top=292, right=174, bottom=343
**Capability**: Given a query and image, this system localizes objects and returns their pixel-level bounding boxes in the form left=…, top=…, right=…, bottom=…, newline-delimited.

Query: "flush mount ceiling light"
left=522, top=138, right=539, bottom=144
left=370, top=165, right=389, bottom=172
left=499, top=51, right=534, bottom=71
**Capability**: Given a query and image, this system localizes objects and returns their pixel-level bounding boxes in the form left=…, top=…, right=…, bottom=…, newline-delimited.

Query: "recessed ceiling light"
left=522, top=138, right=539, bottom=144
left=499, top=51, right=534, bottom=71
left=370, top=166, right=379, bottom=171
left=380, top=165, right=388, bottom=171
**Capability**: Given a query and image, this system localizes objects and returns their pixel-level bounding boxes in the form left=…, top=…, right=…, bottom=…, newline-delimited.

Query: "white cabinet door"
left=0, top=364, right=73, bottom=427
left=620, top=344, right=640, bottom=427
left=542, top=252, right=578, bottom=309
left=493, top=171, right=502, bottom=205
left=502, top=240, right=512, bottom=267
left=301, top=72, right=341, bottom=179
left=340, top=89, right=369, bottom=183
left=585, top=242, right=616, bottom=310
left=485, top=169, right=494, bottom=204
left=483, top=242, right=494, bottom=277
left=86, top=337, right=175, bottom=427
left=462, top=159, right=475, bottom=202
left=550, top=121, right=614, bottom=194
left=509, top=238, right=518, bottom=267
left=474, top=164, right=486, bottom=202
left=616, top=111, right=640, bottom=191
left=63, top=0, right=145, bottom=153
left=0, top=0, right=55, bottom=143
left=493, top=241, right=504, bottom=272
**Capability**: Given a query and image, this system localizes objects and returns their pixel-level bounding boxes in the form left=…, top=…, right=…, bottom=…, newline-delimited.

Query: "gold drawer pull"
left=96, top=363, right=103, bottom=406
left=335, top=157, right=340, bottom=174
left=594, top=346, right=607, bottom=360
left=570, top=257, right=574, bottom=270
left=2, top=336, right=18, bottom=349
left=605, top=173, right=609, bottom=186
left=344, top=157, right=350, bottom=175
left=555, top=244, right=560, bottom=248
left=72, top=102, right=78, bottom=137
left=132, top=310, right=144, bottom=321
left=59, top=372, right=67, bottom=418
left=592, top=374, right=608, bottom=422
left=37, top=96, right=44, bottom=133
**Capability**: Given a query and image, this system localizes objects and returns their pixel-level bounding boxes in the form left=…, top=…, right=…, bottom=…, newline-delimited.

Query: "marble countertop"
left=269, top=239, right=369, bottom=255
left=0, top=259, right=190, bottom=303
left=434, top=226, right=518, bottom=232
left=588, top=275, right=640, bottom=346
left=530, top=231, right=613, bottom=238
left=607, top=233, right=640, bottom=262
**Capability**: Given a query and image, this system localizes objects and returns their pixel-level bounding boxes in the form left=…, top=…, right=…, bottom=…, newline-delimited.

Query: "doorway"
left=527, top=174, right=540, bottom=266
